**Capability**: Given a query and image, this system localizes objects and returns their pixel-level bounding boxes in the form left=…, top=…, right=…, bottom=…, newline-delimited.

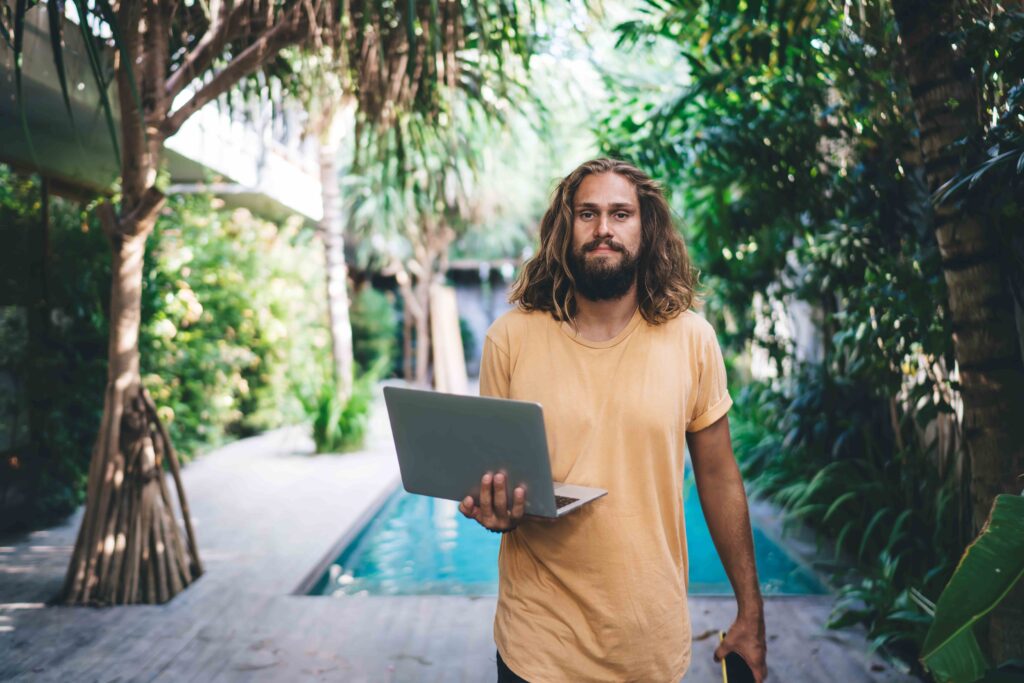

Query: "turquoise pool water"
left=308, top=475, right=827, bottom=597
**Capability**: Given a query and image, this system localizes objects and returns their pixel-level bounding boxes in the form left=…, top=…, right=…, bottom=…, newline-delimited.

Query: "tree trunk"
left=62, top=0, right=201, bottom=605
left=319, top=115, right=354, bottom=401
left=892, top=0, right=1024, bottom=662
left=62, top=217, right=201, bottom=605
left=402, top=304, right=415, bottom=382
left=414, top=273, right=432, bottom=386
left=394, top=261, right=432, bottom=386
left=393, top=221, right=456, bottom=388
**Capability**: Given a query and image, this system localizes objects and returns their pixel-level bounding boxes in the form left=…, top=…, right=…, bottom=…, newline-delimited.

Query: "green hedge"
left=141, top=196, right=330, bottom=458
left=0, top=169, right=332, bottom=532
left=0, top=169, right=109, bottom=531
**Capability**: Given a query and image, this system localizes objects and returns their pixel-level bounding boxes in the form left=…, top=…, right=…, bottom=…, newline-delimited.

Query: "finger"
left=493, top=473, right=508, bottom=518
left=510, top=486, right=526, bottom=520
left=479, top=472, right=494, bottom=516
left=458, top=496, right=475, bottom=518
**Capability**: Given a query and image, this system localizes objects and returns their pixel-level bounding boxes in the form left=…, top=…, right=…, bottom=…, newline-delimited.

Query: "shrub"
left=300, top=358, right=388, bottom=454
left=0, top=167, right=109, bottom=531
left=0, top=171, right=332, bottom=532
left=731, top=374, right=962, bottom=674
left=142, top=195, right=330, bottom=459
left=350, top=285, right=398, bottom=376
left=459, top=315, right=475, bottom=364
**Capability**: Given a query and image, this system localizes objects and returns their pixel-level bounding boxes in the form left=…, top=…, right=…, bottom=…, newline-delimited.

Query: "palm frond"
left=45, top=0, right=73, bottom=123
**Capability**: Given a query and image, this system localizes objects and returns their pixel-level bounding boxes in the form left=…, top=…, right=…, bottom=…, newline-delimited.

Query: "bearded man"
left=458, top=158, right=768, bottom=682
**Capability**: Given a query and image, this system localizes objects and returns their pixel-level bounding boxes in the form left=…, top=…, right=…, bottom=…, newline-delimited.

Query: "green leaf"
left=827, top=606, right=871, bottom=629
left=13, top=0, right=40, bottom=166
left=923, top=628, right=990, bottom=683
left=858, top=507, right=890, bottom=562
left=0, top=6, right=12, bottom=49
left=823, top=490, right=858, bottom=524
left=883, top=508, right=913, bottom=555
left=94, top=0, right=146, bottom=149
left=70, top=0, right=120, bottom=162
left=886, top=609, right=932, bottom=624
left=920, top=494, right=1024, bottom=683
left=835, top=519, right=856, bottom=560
left=46, top=0, right=75, bottom=124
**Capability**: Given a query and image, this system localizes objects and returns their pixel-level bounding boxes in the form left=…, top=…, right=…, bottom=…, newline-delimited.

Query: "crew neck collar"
left=559, top=306, right=644, bottom=349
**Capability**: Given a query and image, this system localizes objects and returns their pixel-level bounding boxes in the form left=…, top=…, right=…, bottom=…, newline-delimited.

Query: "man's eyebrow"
left=574, top=201, right=637, bottom=209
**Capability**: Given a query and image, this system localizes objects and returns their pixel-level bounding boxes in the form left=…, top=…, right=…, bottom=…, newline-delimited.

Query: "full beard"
left=567, top=241, right=640, bottom=302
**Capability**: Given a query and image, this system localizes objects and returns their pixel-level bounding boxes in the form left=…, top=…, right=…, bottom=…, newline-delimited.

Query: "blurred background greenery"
left=2, top=0, right=1022, bottom=676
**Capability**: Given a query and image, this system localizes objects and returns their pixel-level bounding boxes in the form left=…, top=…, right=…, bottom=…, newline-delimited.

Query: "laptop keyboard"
left=555, top=495, right=580, bottom=509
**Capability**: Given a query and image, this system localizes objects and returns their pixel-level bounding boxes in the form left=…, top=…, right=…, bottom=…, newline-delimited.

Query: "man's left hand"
left=714, top=613, right=767, bottom=683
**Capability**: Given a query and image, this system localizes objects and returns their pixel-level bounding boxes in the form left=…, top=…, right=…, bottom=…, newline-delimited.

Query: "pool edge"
left=291, top=474, right=402, bottom=596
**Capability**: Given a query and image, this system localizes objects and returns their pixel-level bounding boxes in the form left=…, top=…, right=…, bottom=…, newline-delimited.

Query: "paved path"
left=0, top=387, right=919, bottom=682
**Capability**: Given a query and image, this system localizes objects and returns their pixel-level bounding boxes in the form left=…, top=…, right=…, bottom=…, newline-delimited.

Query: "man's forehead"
left=574, top=200, right=637, bottom=209
left=573, top=173, right=639, bottom=207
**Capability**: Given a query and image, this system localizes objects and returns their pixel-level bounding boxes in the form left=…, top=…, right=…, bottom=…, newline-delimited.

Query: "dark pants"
left=497, top=650, right=530, bottom=683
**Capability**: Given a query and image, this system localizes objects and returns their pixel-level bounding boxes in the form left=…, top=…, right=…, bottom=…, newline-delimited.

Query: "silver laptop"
left=382, top=386, right=607, bottom=518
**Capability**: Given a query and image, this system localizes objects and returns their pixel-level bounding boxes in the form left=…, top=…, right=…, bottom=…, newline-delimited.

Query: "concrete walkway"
left=0, top=387, right=919, bottom=682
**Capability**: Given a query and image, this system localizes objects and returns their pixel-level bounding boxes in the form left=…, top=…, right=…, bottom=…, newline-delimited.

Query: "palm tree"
left=291, top=52, right=358, bottom=403
left=344, top=81, right=543, bottom=386
left=346, top=104, right=487, bottom=385
left=4, top=0, right=539, bottom=605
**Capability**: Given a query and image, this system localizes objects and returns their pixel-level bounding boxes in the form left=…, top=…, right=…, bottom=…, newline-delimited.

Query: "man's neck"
left=573, top=285, right=639, bottom=342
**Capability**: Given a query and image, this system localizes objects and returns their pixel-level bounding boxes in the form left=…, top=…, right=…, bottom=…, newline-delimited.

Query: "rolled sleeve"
left=686, top=324, right=732, bottom=432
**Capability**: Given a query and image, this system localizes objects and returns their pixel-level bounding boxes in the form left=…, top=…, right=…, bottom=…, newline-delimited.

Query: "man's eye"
left=615, top=212, right=629, bottom=219
left=580, top=211, right=594, bottom=219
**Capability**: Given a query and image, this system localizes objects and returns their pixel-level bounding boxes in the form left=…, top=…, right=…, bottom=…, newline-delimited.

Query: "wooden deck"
left=0, top=388, right=919, bottom=682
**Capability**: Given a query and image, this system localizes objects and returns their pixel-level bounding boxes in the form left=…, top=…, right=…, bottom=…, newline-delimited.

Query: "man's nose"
left=594, top=214, right=612, bottom=236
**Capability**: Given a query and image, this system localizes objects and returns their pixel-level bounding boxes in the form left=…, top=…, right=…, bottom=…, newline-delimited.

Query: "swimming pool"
left=307, top=474, right=826, bottom=597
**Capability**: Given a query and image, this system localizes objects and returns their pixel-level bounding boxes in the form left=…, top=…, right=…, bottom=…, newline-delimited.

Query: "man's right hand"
left=458, top=471, right=526, bottom=532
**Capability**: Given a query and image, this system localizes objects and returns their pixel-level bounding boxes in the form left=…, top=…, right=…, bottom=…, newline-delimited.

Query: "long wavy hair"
left=509, top=158, right=699, bottom=325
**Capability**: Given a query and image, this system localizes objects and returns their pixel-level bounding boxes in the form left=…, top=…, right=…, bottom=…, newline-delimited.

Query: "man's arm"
left=459, top=332, right=527, bottom=531
left=687, top=414, right=768, bottom=683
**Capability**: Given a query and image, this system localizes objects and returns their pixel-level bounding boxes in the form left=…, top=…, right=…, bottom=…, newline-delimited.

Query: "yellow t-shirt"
left=480, top=306, right=732, bottom=683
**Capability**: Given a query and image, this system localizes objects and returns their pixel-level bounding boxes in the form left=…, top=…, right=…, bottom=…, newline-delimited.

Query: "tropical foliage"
left=300, top=357, right=385, bottom=454
left=343, top=91, right=534, bottom=383
left=597, top=0, right=1023, bottom=673
left=349, top=285, right=400, bottom=377
left=0, top=172, right=331, bottom=531
left=142, top=195, right=331, bottom=457
left=2, top=0, right=549, bottom=605
left=0, top=167, right=107, bottom=531
left=918, top=494, right=1024, bottom=683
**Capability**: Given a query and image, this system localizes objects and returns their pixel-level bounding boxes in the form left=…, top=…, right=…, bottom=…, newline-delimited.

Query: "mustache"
left=583, top=238, right=625, bottom=253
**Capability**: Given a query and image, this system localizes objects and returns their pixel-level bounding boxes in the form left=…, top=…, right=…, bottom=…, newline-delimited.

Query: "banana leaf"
left=920, top=494, right=1024, bottom=683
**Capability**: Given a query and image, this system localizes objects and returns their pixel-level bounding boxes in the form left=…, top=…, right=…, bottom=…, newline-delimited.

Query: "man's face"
left=568, top=172, right=643, bottom=302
